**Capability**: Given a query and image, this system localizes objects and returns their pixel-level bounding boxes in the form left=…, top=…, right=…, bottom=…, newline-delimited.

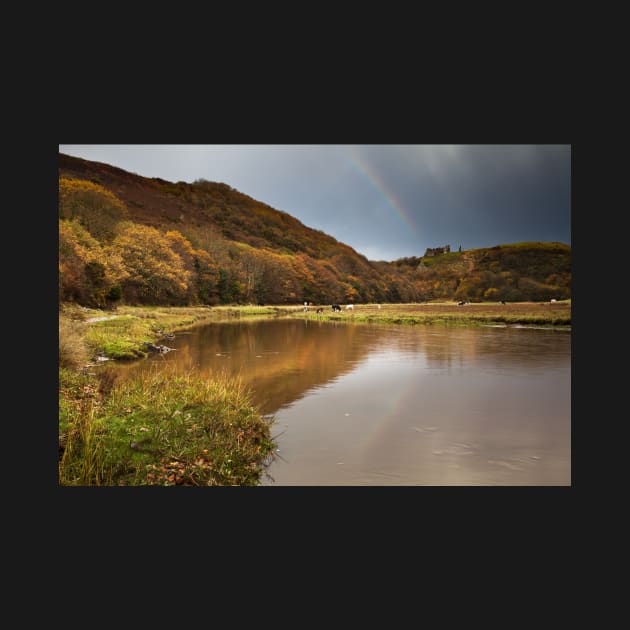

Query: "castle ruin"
left=424, top=245, right=451, bottom=257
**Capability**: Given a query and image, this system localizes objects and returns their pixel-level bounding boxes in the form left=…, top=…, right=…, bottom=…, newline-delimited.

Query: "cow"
left=457, top=301, right=466, bottom=306
left=346, top=304, right=354, bottom=310
left=316, top=307, right=323, bottom=314
left=332, top=304, right=342, bottom=312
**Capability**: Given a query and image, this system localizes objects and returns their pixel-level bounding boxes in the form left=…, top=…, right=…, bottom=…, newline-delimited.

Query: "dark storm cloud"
left=59, top=145, right=570, bottom=261
left=351, top=145, right=570, bottom=255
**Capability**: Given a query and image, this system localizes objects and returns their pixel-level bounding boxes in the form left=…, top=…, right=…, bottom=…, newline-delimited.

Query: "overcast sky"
left=58, top=144, right=571, bottom=262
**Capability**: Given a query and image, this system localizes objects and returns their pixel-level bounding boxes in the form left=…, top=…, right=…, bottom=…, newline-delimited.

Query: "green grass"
left=209, top=305, right=279, bottom=316
left=61, top=303, right=281, bottom=360
left=59, top=367, right=98, bottom=438
left=59, top=367, right=105, bottom=484
left=84, top=315, right=152, bottom=359
left=59, top=367, right=276, bottom=486
left=492, top=241, right=570, bottom=251
left=420, top=250, right=464, bottom=267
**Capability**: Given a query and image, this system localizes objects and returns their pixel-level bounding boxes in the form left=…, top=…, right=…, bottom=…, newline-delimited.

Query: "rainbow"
left=344, top=148, right=419, bottom=236
left=354, top=358, right=423, bottom=456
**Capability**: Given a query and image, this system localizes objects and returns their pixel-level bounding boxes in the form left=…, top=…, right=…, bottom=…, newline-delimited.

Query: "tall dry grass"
left=59, top=315, right=89, bottom=368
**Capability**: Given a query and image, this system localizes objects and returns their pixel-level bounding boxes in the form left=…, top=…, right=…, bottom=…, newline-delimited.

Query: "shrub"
left=106, top=284, right=123, bottom=302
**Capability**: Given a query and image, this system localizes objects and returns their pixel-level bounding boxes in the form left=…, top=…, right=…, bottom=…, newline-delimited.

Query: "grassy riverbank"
left=62, top=300, right=570, bottom=363
left=59, top=303, right=278, bottom=486
left=61, top=303, right=279, bottom=360
left=59, top=367, right=275, bottom=486
left=293, top=300, right=571, bottom=327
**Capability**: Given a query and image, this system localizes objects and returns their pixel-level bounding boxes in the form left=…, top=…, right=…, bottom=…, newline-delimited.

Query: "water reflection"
left=102, top=319, right=381, bottom=414
left=102, top=319, right=571, bottom=485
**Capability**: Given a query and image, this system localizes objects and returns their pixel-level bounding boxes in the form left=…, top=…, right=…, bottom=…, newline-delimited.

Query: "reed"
left=59, top=315, right=89, bottom=368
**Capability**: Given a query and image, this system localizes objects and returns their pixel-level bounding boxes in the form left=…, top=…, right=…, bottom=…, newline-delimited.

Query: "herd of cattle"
left=306, top=302, right=355, bottom=313
left=303, top=298, right=559, bottom=312
left=308, top=303, right=355, bottom=312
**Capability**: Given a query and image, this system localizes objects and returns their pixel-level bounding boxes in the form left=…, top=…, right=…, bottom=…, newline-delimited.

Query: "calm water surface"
left=104, top=319, right=571, bottom=486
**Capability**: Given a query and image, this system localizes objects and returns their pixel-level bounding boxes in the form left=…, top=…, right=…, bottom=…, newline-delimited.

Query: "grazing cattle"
left=316, top=307, right=323, bottom=314
left=457, top=301, right=466, bottom=306
left=499, top=300, right=506, bottom=305
left=346, top=304, right=354, bottom=310
left=332, top=304, right=341, bottom=312
left=550, top=298, right=557, bottom=303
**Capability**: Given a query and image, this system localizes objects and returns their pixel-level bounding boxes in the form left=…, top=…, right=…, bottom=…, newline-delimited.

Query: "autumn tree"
left=257, top=253, right=292, bottom=304
left=194, top=249, right=221, bottom=305
left=59, top=219, right=128, bottom=307
left=165, top=230, right=202, bottom=303
left=217, top=268, right=243, bottom=303
left=165, top=230, right=196, bottom=269
left=237, top=246, right=266, bottom=303
left=111, top=223, right=191, bottom=304
left=59, top=178, right=128, bottom=242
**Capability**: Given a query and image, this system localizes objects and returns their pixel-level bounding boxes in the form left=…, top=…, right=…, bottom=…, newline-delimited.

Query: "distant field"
left=285, top=300, right=571, bottom=326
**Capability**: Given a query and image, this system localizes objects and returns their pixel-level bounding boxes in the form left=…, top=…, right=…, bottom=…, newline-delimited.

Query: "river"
left=101, top=318, right=571, bottom=486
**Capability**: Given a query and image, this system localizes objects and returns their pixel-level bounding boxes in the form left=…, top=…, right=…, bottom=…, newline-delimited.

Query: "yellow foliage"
left=59, top=177, right=124, bottom=205
left=111, top=224, right=192, bottom=303
left=342, top=283, right=359, bottom=302
left=165, top=230, right=197, bottom=265
left=59, top=177, right=127, bottom=241
left=59, top=219, right=129, bottom=305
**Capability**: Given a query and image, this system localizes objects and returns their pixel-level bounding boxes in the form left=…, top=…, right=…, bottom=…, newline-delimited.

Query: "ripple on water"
left=431, top=442, right=476, bottom=456
left=487, top=459, right=523, bottom=471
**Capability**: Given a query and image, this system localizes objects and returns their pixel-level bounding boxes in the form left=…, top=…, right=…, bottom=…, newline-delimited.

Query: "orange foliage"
left=165, top=230, right=197, bottom=269
left=59, top=220, right=128, bottom=306
left=111, top=224, right=191, bottom=304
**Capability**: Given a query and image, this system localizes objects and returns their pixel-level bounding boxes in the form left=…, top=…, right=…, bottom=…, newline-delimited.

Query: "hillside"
left=391, top=242, right=571, bottom=302
left=58, top=153, right=571, bottom=307
left=59, top=153, right=361, bottom=260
